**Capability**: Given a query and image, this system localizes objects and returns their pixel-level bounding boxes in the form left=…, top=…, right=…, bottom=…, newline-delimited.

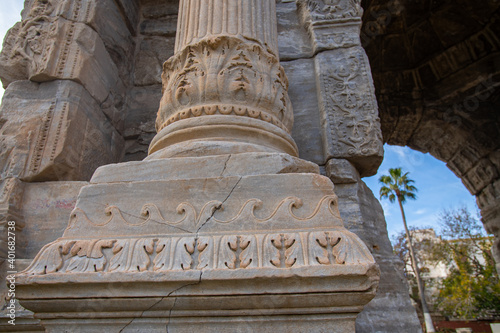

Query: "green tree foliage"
left=394, top=208, right=500, bottom=320
left=431, top=208, right=500, bottom=320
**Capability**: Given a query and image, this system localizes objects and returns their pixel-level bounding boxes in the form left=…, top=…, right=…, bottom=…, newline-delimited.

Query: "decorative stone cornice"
left=22, top=228, right=374, bottom=275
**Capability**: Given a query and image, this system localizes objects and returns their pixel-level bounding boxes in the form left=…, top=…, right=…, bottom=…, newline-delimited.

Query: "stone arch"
left=360, top=0, right=500, bottom=270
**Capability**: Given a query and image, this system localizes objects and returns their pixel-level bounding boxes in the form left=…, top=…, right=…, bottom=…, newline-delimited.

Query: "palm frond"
left=378, top=167, right=417, bottom=203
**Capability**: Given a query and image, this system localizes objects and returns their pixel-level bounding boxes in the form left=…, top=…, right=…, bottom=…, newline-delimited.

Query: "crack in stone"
left=220, top=154, right=232, bottom=177
left=84, top=155, right=238, bottom=235
left=87, top=164, right=242, bottom=235
left=117, top=271, right=204, bottom=333
left=118, top=297, right=164, bottom=333
left=120, top=210, right=193, bottom=234
left=166, top=271, right=203, bottom=333
left=195, top=176, right=242, bottom=235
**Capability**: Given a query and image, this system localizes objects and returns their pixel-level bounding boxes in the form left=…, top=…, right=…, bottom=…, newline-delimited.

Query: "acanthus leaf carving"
left=264, top=233, right=282, bottom=268
left=171, top=237, right=196, bottom=270
left=239, top=235, right=258, bottom=269
left=218, top=235, right=238, bottom=269
left=67, top=239, right=115, bottom=273
left=23, top=240, right=75, bottom=275
left=197, top=236, right=213, bottom=270
left=153, top=238, right=172, bottom=271
left=158, top=36, right=293, bottom=133
left=309, top=232, right=330, bottom=265
left=284, top=233, right=303, bottom=268
left=327, top=231, right=373, bottom=264
left=20, top=230, right=375, bottom=275
left=109, top=238, right=154, bottom=272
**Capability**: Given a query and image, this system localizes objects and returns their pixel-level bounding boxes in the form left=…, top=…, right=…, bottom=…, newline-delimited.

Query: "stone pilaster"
left=297, top=0, right=383, bottom=177
left=0, top=178, right=25, bottom=261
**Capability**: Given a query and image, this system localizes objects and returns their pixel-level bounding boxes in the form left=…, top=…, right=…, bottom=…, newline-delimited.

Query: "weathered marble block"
left=276, top=1, right=313, bottom=60
left=21, top=181, right=88, bottom=260
left=0, top=80, right=124, bottom=182
left=297, top=0, right=363, bottom=53
left=17, top=158, right=379, bottom=332
left=0, top=179, right=85, bottom=324
left=0, top=17, right=123, bottom=105
left=56, top=0, right=134, bottom=65
left=315, top=47, right=383, bottom=176
left=282, top=59, right=324, bottom=165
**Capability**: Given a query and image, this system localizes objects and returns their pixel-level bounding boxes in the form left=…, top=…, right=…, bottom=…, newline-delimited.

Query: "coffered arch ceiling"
left=360, top=0, right=500, bottom=269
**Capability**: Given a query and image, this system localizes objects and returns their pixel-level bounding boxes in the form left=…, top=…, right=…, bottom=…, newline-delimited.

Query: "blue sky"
left=363, top=145, right=478, bottom=240
left=0, top=1, right=479, bottom=242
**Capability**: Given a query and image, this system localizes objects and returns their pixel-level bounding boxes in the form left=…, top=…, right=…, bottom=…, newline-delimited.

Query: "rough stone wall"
left=123, top=0, right=177, bottom=161
left=0, top=0, right=421, bottom=332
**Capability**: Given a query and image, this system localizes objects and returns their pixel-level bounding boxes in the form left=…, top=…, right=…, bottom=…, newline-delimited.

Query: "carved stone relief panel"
left=0, top=18, right=122, bottom=103
left=315, top=47, right=383, bottom=176
left=297, top=0, right=362, bottom=53
left=0, top=0, right=129, bottom=135
left=0, top=80, right=124, bottom=182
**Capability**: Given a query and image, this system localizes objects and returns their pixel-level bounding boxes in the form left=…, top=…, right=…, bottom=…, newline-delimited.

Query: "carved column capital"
left=149, top=0, right=297, bottom=159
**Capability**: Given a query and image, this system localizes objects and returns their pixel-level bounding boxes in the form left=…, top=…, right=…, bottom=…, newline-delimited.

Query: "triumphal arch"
left=0, top=0, right=498, bottom=332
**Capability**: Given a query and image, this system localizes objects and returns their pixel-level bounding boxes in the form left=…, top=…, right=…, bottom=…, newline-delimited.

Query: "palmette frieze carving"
left=157, top=36, right=293, bottom=133
left=67, top=239, right=115, bottom=273
left=21, top=192, right=374, bottom=275
left=21, top=229, right=374, bottom=275
left=320, top=54, right=383, bottom=156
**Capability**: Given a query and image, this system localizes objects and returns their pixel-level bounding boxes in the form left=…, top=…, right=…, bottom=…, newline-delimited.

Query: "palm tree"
left=379, top=168, right=436, bottom=333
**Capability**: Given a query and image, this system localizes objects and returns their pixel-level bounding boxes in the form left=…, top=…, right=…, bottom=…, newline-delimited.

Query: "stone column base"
left=17, top=265, right=377, bottom=332
left=15, top=153, right=379, bottom=332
